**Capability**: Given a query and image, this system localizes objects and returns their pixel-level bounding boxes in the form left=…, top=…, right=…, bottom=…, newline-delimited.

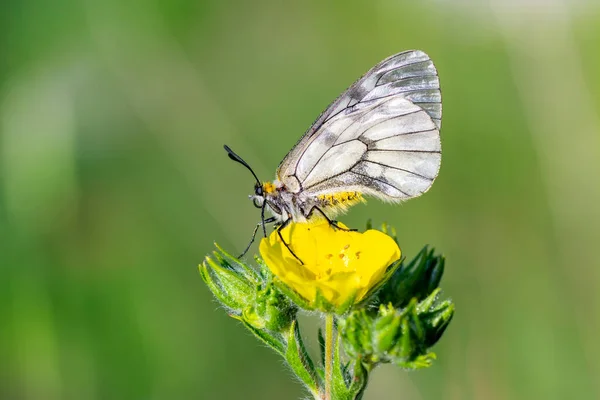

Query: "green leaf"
left=417, top=288, right=441, bottom=313
left=285, top=320, right=320, bottom=394
left=394, top=352, right=437, bottom=370
left=347, top=360, right=370, bottom=400
left=330, top=330, right=372, bottom=400
left=335, top=290, right=358, bottom=315
left=331, top=331, right=351, bottom=399
left=318, top=327, right=326, bottom=367
left=235, top=316, right=285, bottom=357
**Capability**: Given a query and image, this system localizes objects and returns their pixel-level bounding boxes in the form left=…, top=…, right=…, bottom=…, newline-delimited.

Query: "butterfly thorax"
left=252, top=180, right=365, bottom=223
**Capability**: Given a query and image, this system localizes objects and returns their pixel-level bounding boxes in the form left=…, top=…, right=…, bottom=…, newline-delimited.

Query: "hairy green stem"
left=324, top=314, right=334, bottom=400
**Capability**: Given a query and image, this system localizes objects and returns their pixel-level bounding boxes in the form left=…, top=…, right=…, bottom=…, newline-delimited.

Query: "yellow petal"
left=259, top=220, right=401, bottom=311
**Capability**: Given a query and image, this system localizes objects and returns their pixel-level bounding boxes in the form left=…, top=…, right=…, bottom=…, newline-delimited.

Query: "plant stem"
left=324, top=314, right=334, bottom=400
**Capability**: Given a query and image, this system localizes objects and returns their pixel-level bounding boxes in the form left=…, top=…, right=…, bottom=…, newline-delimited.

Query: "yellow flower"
left=259, top=220, right=401, bottom=313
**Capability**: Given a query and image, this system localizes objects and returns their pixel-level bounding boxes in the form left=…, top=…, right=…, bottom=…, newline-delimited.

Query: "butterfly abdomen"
left=316, top=192, right=365, bottom=211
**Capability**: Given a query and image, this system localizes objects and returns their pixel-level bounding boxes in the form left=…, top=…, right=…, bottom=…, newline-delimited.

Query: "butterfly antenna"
left=224, top=145, right=261, bottom=185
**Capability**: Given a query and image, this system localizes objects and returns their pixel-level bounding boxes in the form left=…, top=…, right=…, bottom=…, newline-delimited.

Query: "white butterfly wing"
left=277, top=50, right=442, bottom=201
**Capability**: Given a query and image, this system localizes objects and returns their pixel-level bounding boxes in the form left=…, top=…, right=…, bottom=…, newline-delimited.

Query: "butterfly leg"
left=238, top=216, right=278, bottom=258
left=276, top=217, right=304, bottom=265
left=305, top=206, right=357, bottom=232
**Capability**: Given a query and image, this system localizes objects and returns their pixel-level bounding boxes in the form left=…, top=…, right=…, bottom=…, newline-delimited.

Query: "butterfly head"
left=252, top=183, right=264, bottom=208
left=224, top=145, right=284, bottom=219
left=252, top=181, right=281, bottom=210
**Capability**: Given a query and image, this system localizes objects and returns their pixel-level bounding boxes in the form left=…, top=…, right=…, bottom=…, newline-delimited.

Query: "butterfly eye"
left=253, top=198, right=262, bottom=208
left=255, top=185, right=263, bottom=196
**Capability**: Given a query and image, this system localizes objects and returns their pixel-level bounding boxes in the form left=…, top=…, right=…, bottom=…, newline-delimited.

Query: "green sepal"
left=421, top=300, right=455, bottom=348
left=272, top=278, right=360, bottom=315
left=334, top=290, right=359, bottom=315
left=394, top=352, right=437, bottom=370
left=417, top=287, right=441, bottom=313
left=355, top=258, right=403, bottom=310
left=312, top=287, right=358, bottom=315
left=254, top=256, right=274, bottom=282
left=313, top=288, right=332, bottom=312
left=390, top=299, right=423, bottom=361
left=424, top=256, right=445, bottom=296
left=285, top=320, right=320, bottom=395
left=413, top=288, right=454, bottom=347
left=379, top=222, right=398, bottom=244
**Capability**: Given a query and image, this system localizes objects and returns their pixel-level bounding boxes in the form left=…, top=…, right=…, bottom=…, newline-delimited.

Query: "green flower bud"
left=199, top=254, right=255, bottom=312
left=339, top=292, right=454, bottom=370
left=338, top=308, right=373, bottom=359
left=243, top=284, right=296, bottom=332
left=200, top=245, right=297, bottom=333
left=373, top=246, right=445, bottom=309
left=388, top=300, right=423, bottom=361
left=421, top=301, right=455, bottom=348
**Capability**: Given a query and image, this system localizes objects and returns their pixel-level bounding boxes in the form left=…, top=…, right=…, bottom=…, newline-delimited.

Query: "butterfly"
left=225, top=50, right=442, bottom=259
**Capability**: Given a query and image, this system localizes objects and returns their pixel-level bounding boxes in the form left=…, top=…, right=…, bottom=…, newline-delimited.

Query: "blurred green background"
left=1, top=1, right=600, bottom=399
